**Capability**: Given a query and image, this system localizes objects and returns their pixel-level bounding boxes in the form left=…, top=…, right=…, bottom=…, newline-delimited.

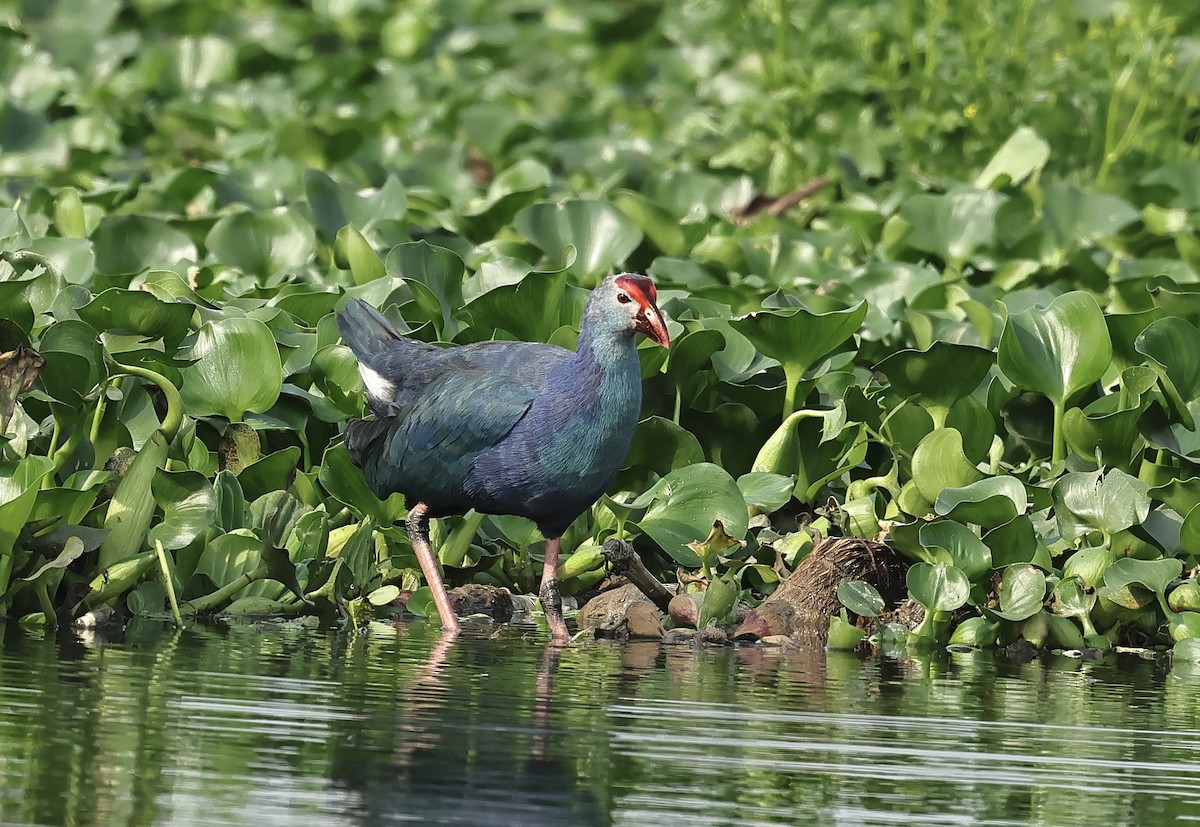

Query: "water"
left=1, top=619, right=1197, bottom=827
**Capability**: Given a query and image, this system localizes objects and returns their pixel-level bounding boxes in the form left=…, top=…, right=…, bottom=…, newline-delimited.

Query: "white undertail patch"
left=359, top=365, right=396, bottom=401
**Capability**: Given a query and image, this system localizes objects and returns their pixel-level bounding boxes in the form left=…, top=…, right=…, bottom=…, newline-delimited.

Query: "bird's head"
left=594, top=273, right=670, bottom=348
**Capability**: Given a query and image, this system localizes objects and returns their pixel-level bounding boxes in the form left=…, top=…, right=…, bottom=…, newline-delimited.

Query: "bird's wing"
left=345, top=367, right=539, bottom=501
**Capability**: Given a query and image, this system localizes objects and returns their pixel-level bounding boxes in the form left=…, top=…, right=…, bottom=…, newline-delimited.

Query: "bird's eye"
left=617, top=293, right=631, bottom=304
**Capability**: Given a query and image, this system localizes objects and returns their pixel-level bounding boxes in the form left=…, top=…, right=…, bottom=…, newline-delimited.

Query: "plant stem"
left=185, top=562, right=269, bottom=615
left=782, top=363, right=802, bottom=418
left=106, top=357, right=184, bottom=443
left=155, top=539, right=184, bottom=627
left=1052, top=401, right=1066, bottom=464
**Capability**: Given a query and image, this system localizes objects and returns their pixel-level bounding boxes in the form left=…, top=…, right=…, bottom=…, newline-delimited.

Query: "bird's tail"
left=335, top=299, right=403, bottom=360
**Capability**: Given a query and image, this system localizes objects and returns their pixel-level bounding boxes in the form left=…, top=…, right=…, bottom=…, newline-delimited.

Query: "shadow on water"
left=0, top=618, right=1198, bottom=826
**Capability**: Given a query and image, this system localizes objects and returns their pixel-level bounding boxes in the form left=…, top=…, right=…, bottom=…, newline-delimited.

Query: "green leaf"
left=386, top=241, right=466, bottom=338
left=77, top=288, right=194, bottom=348
left=318, top=442, right=406, bottom=524
left=623, top=416, right=705, bottom=477
left=1103, top=557, right=1182, bottom=597
left=1039, top=183, right=1139, bottom=265
left=736, top=472, right=794, bottom=513
left=911, top=428, right=985, bottom=504
left=875, top=342, right=995, bottom=425
left=935, top=476, right=1027, bottom=528
left=93, top=215, right=197, bottom=276
left=1135, top=316, right=1200, bottom=428
left=730, top=301, right=867, bottom=415
left=919, top=520, right=993, bottom=582
left=181, top=318, right=283, bottom=422
left=948, top=616, right=1000, bottom=647
left=334, top=225, right=385, bottom=285
left=206, top=207, right=316, bottom=275
left=974, top=126, right=1051, bottom=188
left=906, top=561, right=970, bottom=612
left=998, top=291, right=1112, bottom=408
left=992, top=564, right=1047, bottom=621
left=147, top=469, right=216, bottom=551
left=631, top=462, right=749, bottom=566
left=1053, top=469, right=1151, bottom=541
left=515, top=199, right=643, bottom=280
left=827, top=613, right=866, bottom=650
left=900, top=188, right=1005, bottom=265
left=837, top=579, right=884, bottom=617
left=0, top=454, right=55, bottom=594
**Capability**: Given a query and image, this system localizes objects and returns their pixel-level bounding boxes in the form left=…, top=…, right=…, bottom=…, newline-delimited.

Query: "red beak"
left=635, top=303, right=670, bottom=348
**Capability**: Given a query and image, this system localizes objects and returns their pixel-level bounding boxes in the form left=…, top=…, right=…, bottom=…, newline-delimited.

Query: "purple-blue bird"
left=335, top=274, right=670, bottom=640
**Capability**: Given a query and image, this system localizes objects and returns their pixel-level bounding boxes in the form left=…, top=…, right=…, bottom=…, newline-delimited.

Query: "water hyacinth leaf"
left=1135, top=317, right=1200, bottom=428
left=973, top=126, right=1051, bottom=188
left=21, top=536, right=86, bottom=583
left=935, top=476, right=1027, bottom=528
left=698, top=572, right=738, bottom=628
left=837, top=579, right=884, bottom=618
left=1052, top=576, right=1096, bottom=620
left=1053, top=469, right=1151, bottom=541
left=737, top=472, right=794, bottom=514
left=0, top=454, right=55, bottom=593
left=623, top=416, right=704, bottom=477
left=1104, top=557, right=1183, bottom=597
left=1063, top=400, right=1145, bottom=469
left=92, top=215, right=197, bottom=275
left=78, top=287, right=195, bottom=347
left=304, top=170, right=407, bottom=240
left=98, top=431, right=168, bottom=568
left=730, top=301, right=867, bottom=416
left=685, top=520, right=744, bottom=570
left=906, top=561, right=970, bottom=612
left=1107, top=308, right=1165, bottom=370
left=992, top=565, right=1047, bottom=621
left=874, top=342, right=994, bottom=426
left=948, top=616, right=1000, bottom=647
left=214, top=470, right=248, bottom=532
left=515, top=199, right=642, bottom=280
left=181, top=318, right=283, bottom=422
left=318, top=442, right=406, bottom=524
left=386, top=241, right=465, bottom=337
left=919, top=520, right=993, bottom=581
left=827, top=613, right=866, bottom=650
left=237, top=447, right=301, bottom=501
left=206, top=207, right=316, bottom=276
left=998, top=291, right=1112, bottom=407
left=466, top=269, right=587, bottom=344
left=335, top=521, right=376, bottom=590
left=147, top=470, right=216, bottom=551
left=630, top=462, right=749, bottom=566
left=911, top=428, right=985, bottom=505
left=900, top=188, right=1005, bottom=266
left=609, top=189, right=689, bottom=258
left=37, top=319, right=104, bottom=407
left=1038, top=183, right=1140, bottom=265
left=334, top=225, right=385, bottom=285
left=1062, top=546, right=1115, bottom=589
left=195, top=530, right=263, bottom=588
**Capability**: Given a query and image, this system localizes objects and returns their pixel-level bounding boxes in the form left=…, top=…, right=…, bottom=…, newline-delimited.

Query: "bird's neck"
left=575, top=325, right=637, bottom=372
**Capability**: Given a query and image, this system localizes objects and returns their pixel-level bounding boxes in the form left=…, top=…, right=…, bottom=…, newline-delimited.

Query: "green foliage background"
left=4, top=0, right=1200, bottom=654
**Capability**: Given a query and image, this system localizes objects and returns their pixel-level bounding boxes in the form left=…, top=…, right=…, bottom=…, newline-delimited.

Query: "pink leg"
left=539, top=536, right=571, bottom=642
left=406, top=503, right=460, bottom=636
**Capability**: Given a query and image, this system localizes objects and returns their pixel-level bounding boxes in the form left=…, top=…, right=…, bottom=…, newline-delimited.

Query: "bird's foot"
left=539, top=578, right=571, bottom=643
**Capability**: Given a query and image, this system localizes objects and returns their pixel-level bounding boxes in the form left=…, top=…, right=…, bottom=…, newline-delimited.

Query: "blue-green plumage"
left=336, top=274, right=668, bottom=538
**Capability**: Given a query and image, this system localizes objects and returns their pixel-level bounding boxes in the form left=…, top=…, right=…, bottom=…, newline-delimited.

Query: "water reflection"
left=0, top=619, right=1196, bottom=826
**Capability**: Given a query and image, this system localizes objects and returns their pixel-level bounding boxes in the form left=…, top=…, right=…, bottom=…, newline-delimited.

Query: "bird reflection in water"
left=349, top=630, right=604, bottom=826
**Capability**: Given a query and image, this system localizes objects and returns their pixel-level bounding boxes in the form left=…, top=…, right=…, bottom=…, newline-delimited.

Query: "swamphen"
left=335, top=274, right=670, bottom=640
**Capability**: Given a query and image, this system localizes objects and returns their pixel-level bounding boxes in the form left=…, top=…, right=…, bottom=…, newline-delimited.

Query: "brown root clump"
left=736, top=536, right=910, bottom=647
